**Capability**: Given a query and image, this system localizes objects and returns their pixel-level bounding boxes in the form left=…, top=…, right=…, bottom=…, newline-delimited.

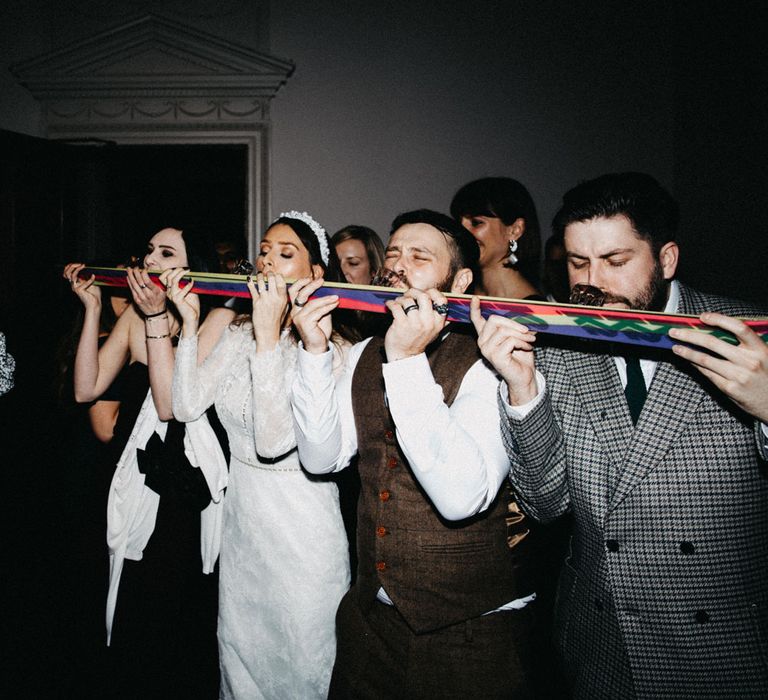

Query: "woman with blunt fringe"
left=169, top=213, right=353, bottom=699
left=450, top=177, right=544, bottom=300
left=453, top=179, right=571, bottom=697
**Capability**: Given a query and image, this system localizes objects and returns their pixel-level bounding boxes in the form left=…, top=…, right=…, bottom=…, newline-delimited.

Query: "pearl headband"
left=275, top=210, right=330, bottom=265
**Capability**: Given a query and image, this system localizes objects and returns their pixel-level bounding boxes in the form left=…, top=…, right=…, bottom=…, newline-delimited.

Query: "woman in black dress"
left=64, top=228, right=232, bottom=698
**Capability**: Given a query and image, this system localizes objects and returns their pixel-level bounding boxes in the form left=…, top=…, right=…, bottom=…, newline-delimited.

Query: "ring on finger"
left=294, top=299, right=307, bottom=308
left=139, top=283, right=147, bottom=289
left=432, top=302, right=449, bottom=315
left=403, top=303, right=419, bottom=314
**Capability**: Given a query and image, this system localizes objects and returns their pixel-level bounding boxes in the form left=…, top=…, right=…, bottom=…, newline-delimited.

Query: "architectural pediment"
left=11, top=14, right=294, bottom=100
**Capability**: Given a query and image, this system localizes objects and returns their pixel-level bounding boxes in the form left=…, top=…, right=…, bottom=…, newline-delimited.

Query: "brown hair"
left=331, top=225, right=385, bottom=280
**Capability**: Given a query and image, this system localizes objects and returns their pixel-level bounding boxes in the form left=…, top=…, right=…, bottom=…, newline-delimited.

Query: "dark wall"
left=673, top=4, right=768, bottom=303
left=0, top=129, right=72, bottom=697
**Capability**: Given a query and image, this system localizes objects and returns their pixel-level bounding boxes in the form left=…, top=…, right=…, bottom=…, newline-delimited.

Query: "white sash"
left=105, top=389, right=228, bottom=644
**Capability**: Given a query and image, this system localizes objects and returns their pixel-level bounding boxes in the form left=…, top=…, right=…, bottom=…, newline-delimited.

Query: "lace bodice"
left=173, top=324, right=297, bottom=467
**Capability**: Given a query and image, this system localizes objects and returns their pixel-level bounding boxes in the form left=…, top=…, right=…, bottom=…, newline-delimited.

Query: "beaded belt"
left=232, top=450, right=301, bottom=472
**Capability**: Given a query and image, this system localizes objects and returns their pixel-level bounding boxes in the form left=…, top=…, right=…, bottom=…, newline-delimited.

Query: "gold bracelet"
left=146, top=332, right=171, bottom=339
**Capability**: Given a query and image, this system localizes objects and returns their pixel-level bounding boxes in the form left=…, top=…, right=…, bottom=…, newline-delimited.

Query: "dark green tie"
left=624, top=355, right=647, bottom=425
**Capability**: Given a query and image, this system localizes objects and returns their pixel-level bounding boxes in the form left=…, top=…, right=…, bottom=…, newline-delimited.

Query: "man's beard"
left=602, top=261, right=668, bottom=311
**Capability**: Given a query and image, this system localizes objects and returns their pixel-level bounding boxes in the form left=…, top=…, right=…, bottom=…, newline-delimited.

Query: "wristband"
left=144, top=309, right=167, bottom=319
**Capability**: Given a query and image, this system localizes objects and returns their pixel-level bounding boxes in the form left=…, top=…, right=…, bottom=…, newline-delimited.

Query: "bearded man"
left=473, top=172, right=768, bottom=698
left=290, top=209, right=544, bottom=698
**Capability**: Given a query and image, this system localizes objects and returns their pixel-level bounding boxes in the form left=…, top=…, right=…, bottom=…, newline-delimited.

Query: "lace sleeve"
left=249, top=335, right=298, bottom=459
left=173, top=329, right=235, bottom=422
left=0, top=332, right=15, bottom=397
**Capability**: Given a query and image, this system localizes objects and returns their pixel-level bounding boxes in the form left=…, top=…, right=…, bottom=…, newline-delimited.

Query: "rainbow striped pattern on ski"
left=78, top=267, right=768, bottom=350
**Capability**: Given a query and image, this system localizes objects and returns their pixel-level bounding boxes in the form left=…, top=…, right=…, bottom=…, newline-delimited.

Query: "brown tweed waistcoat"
left=351, top=330, right=541, bottom=633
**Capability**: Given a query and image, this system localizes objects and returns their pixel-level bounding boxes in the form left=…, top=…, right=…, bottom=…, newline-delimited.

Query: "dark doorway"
left=0, top=130, right=248, bottom=697
left=1, top=131, right=250, bottom=413
left=62, top=142, right=249, bottom=264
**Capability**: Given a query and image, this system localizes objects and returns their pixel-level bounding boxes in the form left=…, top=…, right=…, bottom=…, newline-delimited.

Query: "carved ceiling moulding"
left=11, top=13, right=294, bottom=132
left=43, top=98, right=269, bottom=129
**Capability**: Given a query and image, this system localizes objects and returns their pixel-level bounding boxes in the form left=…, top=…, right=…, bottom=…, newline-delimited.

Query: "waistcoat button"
left=387, top=457, right=397, bottom=469
left=376, top=561, right=386, bottom=572
left=379, top=490, right=391, bottom=502
left=606, top=539, right=620, bottom=552
left=376, top=526, right=387, bottom=537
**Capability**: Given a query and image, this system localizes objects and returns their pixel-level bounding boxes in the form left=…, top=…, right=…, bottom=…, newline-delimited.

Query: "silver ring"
left=432, top=302, right=449, bottom=315
left=294, top=299, right=307, bottom=308
left=139, top=284, right=147, bottom=289
left=403, top=303, right=419, bottom=314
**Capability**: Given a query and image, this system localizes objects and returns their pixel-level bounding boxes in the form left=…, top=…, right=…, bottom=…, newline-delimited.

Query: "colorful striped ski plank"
left=79, top=267, right=768, bottom=350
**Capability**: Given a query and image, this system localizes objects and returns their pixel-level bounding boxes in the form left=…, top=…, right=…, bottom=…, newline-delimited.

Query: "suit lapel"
left=607, top=360, right=708, bottom=512
left=607, top=282, right=708, bottom=512
left=563, top=349, right=634, bottom=479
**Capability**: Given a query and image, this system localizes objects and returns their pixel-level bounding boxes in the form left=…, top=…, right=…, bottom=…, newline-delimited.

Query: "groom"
left=290, top=209, right=543, bottom=698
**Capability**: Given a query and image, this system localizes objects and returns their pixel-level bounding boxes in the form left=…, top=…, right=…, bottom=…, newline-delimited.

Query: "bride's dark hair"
left=234, top=218, right=357, bottom=344
left=269, top=216, right=343, bottom=282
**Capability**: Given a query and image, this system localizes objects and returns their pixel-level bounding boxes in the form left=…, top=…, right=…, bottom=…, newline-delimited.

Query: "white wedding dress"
left=173, top=325, right=350, bottom=699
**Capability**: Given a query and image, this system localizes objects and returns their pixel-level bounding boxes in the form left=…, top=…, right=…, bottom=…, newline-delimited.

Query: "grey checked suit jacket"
left=502, top=282, right=768, bottom=699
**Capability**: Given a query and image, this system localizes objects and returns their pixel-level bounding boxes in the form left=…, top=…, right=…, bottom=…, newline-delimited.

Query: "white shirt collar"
left=665, top=279, right=680, bottom=314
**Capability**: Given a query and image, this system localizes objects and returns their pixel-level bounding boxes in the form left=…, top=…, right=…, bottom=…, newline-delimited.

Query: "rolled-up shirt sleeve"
left=382, top=354, right=510, bottom=521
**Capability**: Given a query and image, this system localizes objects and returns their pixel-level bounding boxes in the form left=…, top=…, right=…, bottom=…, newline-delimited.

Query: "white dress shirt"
left=293, top=335, right=513, bottom=520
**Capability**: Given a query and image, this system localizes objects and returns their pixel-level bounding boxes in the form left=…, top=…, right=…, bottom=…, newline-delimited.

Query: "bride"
left=168, top=213, right=351, bottom=699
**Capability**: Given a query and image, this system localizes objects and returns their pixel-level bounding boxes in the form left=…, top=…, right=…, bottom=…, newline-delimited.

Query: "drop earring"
left=507, top=239, right=519, bottom=266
